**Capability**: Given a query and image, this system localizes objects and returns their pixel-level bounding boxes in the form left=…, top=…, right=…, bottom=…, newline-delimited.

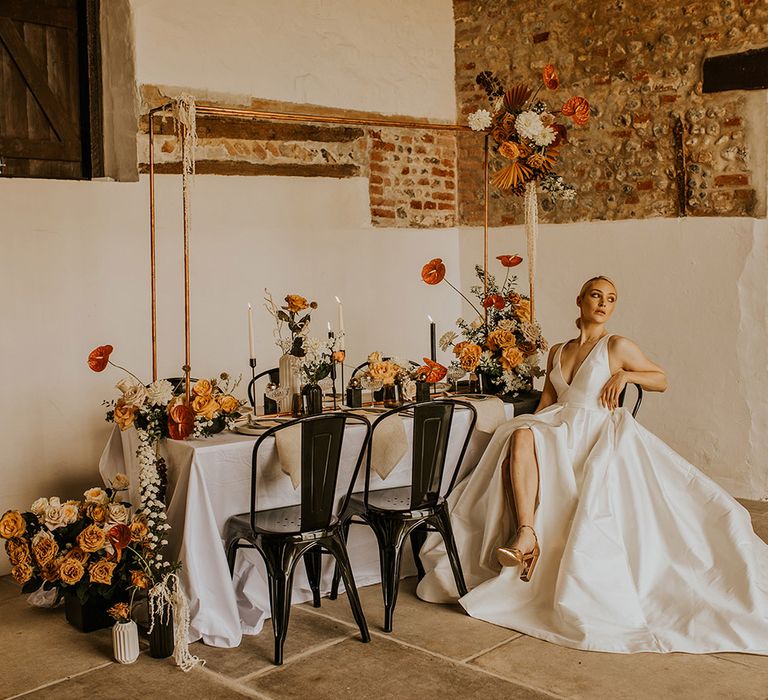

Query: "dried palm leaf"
left=504, top=84, right=533, bottom=111
left=491, top=161, right=534, bottom=190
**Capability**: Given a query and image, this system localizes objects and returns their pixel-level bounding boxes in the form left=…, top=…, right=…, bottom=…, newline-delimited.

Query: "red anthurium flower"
left=421, top=258, right=446, bottom=285
left=107, top=524, right=132, bottom=562
left=497, top=255, right=523, bottom=267
left=561, top=96, right=590, bottom=126
left=482, top=294, right=506, bottom=310
left=543, top=64, right=559, bottom=90
left=420, top=358, right=448, bottom=383
left=551, top=123, right=568, bottom=147
left=168, top=402, right=195, bottom=440
left=88, top=345, right=113, bottom=372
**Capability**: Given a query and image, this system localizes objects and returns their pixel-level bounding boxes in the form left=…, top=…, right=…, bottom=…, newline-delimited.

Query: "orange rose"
left=459, top=343, right=483, bottom=373
left=10, top=561, right=33, bottom=585
left=515, top=298, right=531, bottom=323
left=284, top=294, right=309, bottom=313
left=64, top=547, right=90, bottom=565
left=87, top=503, right=108, bottom=524
left=87, top=345, right=113, bottom=372
left=41, top=558, right=61, bottom=583
left=192, top=379, right=213, bottom=397
left=6, top=537, right=31, bottom=566
left=219, top=394, right=239, bottom=414
left=501, top=346, right=525, bottom=370
left=88, top=558, right=117, bottom=585
left=0, top=510, right=26, bottom=539
left=421, top=258, right=446, bottom=285
left=32, top=531, right=59, bottom=566
left=108, top=602, right=131, bottom=622
left=131, top=570, right=151, bottom=589
left=77, top=524, right=107, bottom=553
left=192, top=394, right=220, bottom=420
left=487, top=329, right=516, bottom=351
left=129, top=518, right=149, bottom=542
left=168, top=400, right=195, bottom=440
left=59, top=558, right=85, bottom=585
left=113, top=400, right=137, bottom=431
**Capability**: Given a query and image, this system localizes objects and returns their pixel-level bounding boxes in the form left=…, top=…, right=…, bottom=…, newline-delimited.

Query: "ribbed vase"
left=112, top=620, right=140, bottom=664
left=278, top=354, right=301, bottom=413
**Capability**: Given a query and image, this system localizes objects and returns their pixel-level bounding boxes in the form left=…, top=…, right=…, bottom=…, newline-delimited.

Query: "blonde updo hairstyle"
left=575, top=275, right=617, bottom=329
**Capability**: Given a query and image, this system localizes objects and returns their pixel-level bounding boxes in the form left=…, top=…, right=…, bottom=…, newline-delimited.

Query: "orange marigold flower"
left=482, top=294, right=506, bottom=310
left=88, top=345, right=113, bottom=372
left=421, top=258, right=446, bottom=285
left=543, top=64, right=560, bottom=90
left=561, top=96, right=590, bottom=126
left=497, top=255, right=522, bottom=268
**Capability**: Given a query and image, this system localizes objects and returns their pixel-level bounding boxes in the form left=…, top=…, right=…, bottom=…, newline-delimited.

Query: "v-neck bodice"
left=551, top=334, right=613, bottom=409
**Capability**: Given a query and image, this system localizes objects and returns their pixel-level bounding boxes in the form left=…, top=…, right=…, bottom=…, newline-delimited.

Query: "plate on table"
left=232, top=416, right=294, bottom=435
left=342, top=406, right=389, bottom=415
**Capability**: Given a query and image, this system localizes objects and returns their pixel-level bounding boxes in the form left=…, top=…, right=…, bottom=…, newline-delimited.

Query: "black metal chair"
left=247, top=367, right=280, bottom=414
left=223, top=412, right=372, bottom=664
left=619, top=383, right=644, bottom=417
left=330, top=399, right=477, bottom=632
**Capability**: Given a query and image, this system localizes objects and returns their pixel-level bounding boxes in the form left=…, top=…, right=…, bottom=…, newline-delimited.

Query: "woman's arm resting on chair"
left=601, top=336, right=667, bottom=409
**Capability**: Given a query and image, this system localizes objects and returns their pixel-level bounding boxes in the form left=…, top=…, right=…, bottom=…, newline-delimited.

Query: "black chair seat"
left=349, top=488, right=445, bottom=516
left=227, top=507, right=339, bottom=537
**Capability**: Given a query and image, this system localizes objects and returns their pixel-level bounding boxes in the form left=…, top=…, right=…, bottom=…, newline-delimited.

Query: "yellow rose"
left=487, top=329, right=516, bottom=351
left=192, top=394, right=220, bottom=420
left=11, top=561, right=33, bottom=585
left=88, top=558, right=117, bottom=585
left=32, top=531, right=59, bottom=566
left=369, top=361, right=398, bottom=385
left=515, top=298, right=531, bottom=323
left=6, top=537, right=31, bottom=566
left=192, top=379, right=213, bottom=397
left=129, top=518, right=149, bottom=543
left=87, top=503, right=108, bottom=524
left=41, top=558, right=61, bottom=583
left=59, top=558, right=85, bottom=585
left=113, top=400, right=137, bottom=431
left=77, top=524, right=107, bottom=553
left=64, top=547, right=90, bottom=564
left=501, top=345, right=525, bottom=370
left=459, top=344, right=483, bottom=373
left=284, top=294, right=309, bottom=313
left=367, top=351, right=382, bottom=364
left=219, top=394, right=239, bottom=414
left=0, top=510, right=26, bottom=539
left=131, top=569, right=151, bottom=589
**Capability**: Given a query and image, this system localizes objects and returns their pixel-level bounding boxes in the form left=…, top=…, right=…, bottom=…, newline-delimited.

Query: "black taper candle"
left=429, top=321, right=437, bottom=362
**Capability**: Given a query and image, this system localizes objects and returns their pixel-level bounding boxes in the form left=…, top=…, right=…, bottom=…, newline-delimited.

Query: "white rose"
left=48, top=497, right=61, bottom=508
left=146, top=379, right=174, bottom=406
left=115, top=379, right=147, bottom=408
left=60, top=503, right=80, bottom=526
left=30, top=497, right=49, bottom=517
left=401, top=378, right=416, bottom=402
left=84, top=487, right=109, bottom=505
left=43, top=505, right=67, bottom=530
left=106, top=503, right=130, bottom=526
left=111, top=473, right=130, bottom=490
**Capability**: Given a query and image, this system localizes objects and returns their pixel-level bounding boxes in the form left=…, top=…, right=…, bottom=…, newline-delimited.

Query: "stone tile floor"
left=2, top=499, right=768, bottom=700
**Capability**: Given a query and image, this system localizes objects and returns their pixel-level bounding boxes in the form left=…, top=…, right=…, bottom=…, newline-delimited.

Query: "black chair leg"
left=330, top=519, right=351, bottom=600
left=225, top=538, right=240, bottom=577
left=433, top=506, right=468, bottom=597
left=303, top=548, right=322, bottom=608
left=371, top=516, right=410, bottom=633
left=325, top=534, right=370, bottom=643
left=409, top=524, right=428, bottom=581
left=263, top=542, right=300, bottom=665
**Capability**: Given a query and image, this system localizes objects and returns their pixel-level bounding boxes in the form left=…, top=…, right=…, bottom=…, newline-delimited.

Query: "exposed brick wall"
left=454, top=0, right=768, bottom=225
left=138, top=85, right=457, bottom=228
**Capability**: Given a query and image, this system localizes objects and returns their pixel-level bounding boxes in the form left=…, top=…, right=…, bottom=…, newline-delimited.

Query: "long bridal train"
left=416, top=335, right=768, bottom=655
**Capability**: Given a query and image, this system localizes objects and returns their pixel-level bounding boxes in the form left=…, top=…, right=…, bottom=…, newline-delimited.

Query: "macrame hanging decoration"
left=524, top=181, right=538, bottom=321
left=174, top=94, right=197, bottom=246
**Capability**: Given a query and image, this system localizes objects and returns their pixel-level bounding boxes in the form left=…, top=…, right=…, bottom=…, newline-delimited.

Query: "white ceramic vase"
left=112, top=620, right=140, bottom=664
left=278, top=353, right=301, bottom=413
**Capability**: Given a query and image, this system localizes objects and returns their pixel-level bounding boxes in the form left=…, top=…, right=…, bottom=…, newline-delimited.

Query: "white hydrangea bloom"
left=515, top=110, right=555, bottom=146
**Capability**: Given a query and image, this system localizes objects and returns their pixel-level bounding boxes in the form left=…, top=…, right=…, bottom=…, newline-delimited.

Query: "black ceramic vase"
left=149, top=608, right=175, bottom=659
left=302, top=384, right=323, bottom=415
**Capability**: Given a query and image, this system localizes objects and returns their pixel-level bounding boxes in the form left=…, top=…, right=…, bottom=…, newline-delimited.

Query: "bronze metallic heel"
left=495, top=525, right=539, bottom=582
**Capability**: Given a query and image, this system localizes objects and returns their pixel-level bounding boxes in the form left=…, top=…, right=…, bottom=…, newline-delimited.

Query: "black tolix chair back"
left=330, top=399, right=477, bottom=632
left=619, top=382, right=644, bottom=418
left=246, top=367, right=280, bottom=414
left=223, top=412, right=371, bottom=664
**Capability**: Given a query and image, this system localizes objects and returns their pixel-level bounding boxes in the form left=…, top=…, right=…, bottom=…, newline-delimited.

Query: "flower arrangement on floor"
left=468, top=64, right=590, bottom=198
left=421, top=255, right=547, bottom=396
left=357, top=353, right=447, bottom=402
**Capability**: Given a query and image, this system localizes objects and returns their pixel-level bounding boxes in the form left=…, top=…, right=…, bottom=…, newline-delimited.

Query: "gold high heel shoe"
left=496, top=525, right=540, bottom=582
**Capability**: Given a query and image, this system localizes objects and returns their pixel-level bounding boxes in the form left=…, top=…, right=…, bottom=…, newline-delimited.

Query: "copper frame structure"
left=147, top=102, right=494, bottom=397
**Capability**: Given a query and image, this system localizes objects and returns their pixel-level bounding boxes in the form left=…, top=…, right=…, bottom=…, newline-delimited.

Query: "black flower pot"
left=302, top=384, right=323, bottom=415
left=149, top=608, right=175, bottom=659
left=64, top=591, right=123, bottom=633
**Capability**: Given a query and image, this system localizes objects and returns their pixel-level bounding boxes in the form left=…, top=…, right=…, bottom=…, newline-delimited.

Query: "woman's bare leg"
left=507, top=428, right=539, bottom=554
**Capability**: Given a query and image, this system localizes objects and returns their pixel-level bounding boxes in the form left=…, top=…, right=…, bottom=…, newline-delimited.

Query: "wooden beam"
left=703, top=47, right=768, bottom=93
left=140, top=160, right=360, bottom=178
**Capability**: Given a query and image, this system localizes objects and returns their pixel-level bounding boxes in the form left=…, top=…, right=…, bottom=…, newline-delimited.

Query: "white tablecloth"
left=99, top=404, right=514, bottom=647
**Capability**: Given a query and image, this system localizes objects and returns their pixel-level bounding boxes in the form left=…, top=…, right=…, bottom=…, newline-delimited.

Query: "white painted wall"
left=459, top=217, right=768, bottom=499
left=0, top=0, right=459, bottom=574
left=130, top=0, right=457, bottom=119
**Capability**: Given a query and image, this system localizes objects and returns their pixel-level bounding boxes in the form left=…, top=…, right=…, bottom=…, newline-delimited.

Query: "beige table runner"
left=455, top=395, right=507, bottom=434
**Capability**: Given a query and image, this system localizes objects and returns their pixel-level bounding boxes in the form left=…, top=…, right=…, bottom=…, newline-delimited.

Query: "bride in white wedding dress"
left=417, top=276, right=768, bottom=654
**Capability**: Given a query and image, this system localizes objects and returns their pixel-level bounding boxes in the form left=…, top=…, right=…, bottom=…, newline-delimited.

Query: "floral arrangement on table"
left=467, top=64, right=590, bottom=199
left=421, top=255, right=547, bottom=396
left=357, top=353, right=447, bottom=401
left=297, top=336, right=335, bottom=385
left=264, top=291, right=319, bottom=358
left=0, top=475, right=148, bottom=603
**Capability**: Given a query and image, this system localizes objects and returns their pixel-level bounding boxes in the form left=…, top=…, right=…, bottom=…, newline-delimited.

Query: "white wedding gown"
left=417, top=334, right=768, bottom=654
